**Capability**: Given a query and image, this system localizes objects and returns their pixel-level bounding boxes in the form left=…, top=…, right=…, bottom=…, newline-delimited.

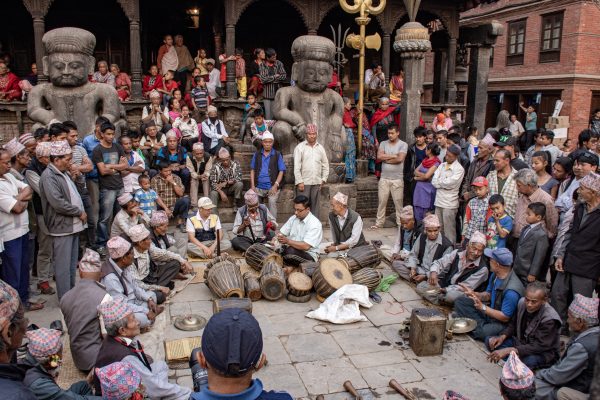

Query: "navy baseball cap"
left=201, top=308, right=263, bottom=377
left=484, top=247, right=513, bottom=266
left=577, top=151, right=599, bottom=167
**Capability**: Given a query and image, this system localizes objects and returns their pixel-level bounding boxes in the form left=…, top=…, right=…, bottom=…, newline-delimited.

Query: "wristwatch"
left=482, top=305, right=487, bottom=312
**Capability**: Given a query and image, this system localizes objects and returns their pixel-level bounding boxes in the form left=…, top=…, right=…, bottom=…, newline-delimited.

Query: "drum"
left=204, top=255, right=244, bottom=298
left=299, top=261, right=318, bottom=277
left=345, top=244, right=381, bottom=270
left=243, top=272, right=262, bottom=301
left=351, top=267, right=383, bottom=292
left=312, top=258, right=353, bottom=298
left=260, top=261, right=286, bottom=301
left=287, top=272, right=313, bottom=297
left=245, top=243, right=283, bottom=271
left=213, top=298, right=253, bottom=314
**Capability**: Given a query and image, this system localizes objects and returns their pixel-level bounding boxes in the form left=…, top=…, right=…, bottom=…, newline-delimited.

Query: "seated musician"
left=416, top=231, right=488, bottom=305
left=392, top=214, right=453, bottom=283
left=231, top=189, right=277, bottom=252
left=276, top=195, right=323, bottom=266
left=187, top=197, right=231, bottom=259
left=324, top=192, right=367, bottom=258
left=390, top=205, right=423, bottom=261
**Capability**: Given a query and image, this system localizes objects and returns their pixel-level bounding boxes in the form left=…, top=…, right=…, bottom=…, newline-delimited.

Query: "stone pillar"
left=382, top=33, right=391, bottom=84
left=393, top=22, right=431, bottom=143
left=446, top=37, right=457, bottom=104
left=225, top=24, right=237, bottom=98
left=308, top=28, right=318, bottom=35
left=462, top=22, right=503, bottom=131
left=129, top=18, right=143, bottom=99
left=33, top=16, right=46, bottom=83
left=432, top=50, right=447, bottom=104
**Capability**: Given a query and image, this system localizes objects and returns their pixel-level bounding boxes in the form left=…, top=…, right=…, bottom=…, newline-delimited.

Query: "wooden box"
left=408, top=308, right=446, bottom=356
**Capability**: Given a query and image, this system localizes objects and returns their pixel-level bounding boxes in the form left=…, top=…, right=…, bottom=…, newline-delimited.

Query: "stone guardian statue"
left=272, top=36, right=345, bottom=166
left=27, top=27, right=126, bottom=136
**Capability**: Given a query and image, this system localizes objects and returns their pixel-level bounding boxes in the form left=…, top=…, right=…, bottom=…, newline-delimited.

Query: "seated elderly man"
left=151, top=161, right=191, bottom=232
left=59, top=249, right=110, bottom=372
left=324, top=192, right=367, bottom=258
left=155, top=130, right=191, bottom=189
left=187, top=197, right=232, bottom=259
left=392, top=214, right=453, bottom=283
left=200, top=105, right=230, bottom=155
left=149, top=210, right=187, bottom=259
left=110, top=192, right=150, bottom=238
left=128, top=224, right=192, bottom=304
left=231, top=189, right=277, bottom=252
left=100, top=236, right=162, bottom=329
left=23, top=328, right=99, bottom=399
left=416, top=231, right=489, bottom=305
left=276, top=195, right=323, bottom=266
left=391, top=206, right=423, bottom=262
left=454, top=247, right=524, bottom=341
left=209, top=147, right=243, bottom=212
left=487, top=281, right=561, bottom=370
left=94, top=298, right=191, bottom=399
left=535, top=295, right=599, bottom=400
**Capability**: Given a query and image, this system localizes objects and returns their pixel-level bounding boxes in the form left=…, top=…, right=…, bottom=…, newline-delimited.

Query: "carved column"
left=382, top=33, right=391, bottom=84
left=445, top=37, right=457, bottom=103
left=432, top=49, right=447, bottom=104
left=393, top=22, right=431, bottom=142
left=225, top=24, right=237, bottom=98
left=129, top=17, right=143, bottom=99
left=23, top=0, right=53, bottom=83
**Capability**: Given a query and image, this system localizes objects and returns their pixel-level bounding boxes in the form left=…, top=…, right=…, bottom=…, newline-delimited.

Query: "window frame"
left=539, top=11, right=564, bottom=63
left=506, top=18, right=527, bottom=66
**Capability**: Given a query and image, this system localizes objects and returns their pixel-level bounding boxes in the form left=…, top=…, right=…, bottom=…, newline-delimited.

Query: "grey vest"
left=329, top=209, right=367, bottom=247
left=492, top=269, right=524, bottom=311
left=564, top=326, right=599, bottom=394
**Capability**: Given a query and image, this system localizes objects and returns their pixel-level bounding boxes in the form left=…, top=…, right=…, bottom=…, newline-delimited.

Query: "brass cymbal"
left=174, top=314, right=207, bottom=331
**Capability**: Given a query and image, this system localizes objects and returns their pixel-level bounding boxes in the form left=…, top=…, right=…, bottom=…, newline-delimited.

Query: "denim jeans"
left=98, top=188, right=123, bottom=247
left=0, top=233, right=30, bottom=304
left=454, top=296, right=506, bottom=340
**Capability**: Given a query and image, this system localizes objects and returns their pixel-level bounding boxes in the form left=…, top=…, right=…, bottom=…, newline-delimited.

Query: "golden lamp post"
left=339, top=0, right=386, bottom=153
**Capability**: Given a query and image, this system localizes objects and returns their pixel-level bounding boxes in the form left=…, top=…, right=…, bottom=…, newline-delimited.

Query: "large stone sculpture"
left=27, top=27, right=126, bottom=136
left=272, top=36, right=345, bottom=169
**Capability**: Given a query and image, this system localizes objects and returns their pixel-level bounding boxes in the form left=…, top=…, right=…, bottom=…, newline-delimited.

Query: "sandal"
left=25, top=302, right=44, bottom=312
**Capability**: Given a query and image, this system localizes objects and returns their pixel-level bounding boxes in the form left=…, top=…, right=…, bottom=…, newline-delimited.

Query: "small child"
left=486, top=194, right=513, bottom=249
left=168, top=97, right=182, bottom=124
left=462, top=176, right=491, bottom=247
left=435, top=113, right=446, bottom=132
left=240, top=93, right=262, bottom=143
left=134, top=175, right=172, bottom=218
left=513, top=202, right=549, bottom=285
left=234, top=47, right=247, bottom=99
left=250, top=109, right=275, bottom=148
left=160, top=69, right=178, bottom=107
left=191, top=76, right=209, bottom=115
left=539, top=130, right=562, bottom=165
left=129, top=131, right=145, bottom=163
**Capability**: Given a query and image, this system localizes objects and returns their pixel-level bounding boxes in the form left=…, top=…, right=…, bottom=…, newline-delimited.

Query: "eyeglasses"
left=294, top=207, right=308, bottom=213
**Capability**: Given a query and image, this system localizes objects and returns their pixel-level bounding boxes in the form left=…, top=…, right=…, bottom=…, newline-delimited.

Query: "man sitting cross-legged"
left=231, top=189, right=277, bottom=252
left=187, top=197, right=232, bottom=259
left=323, top=191, right=368, bottom=258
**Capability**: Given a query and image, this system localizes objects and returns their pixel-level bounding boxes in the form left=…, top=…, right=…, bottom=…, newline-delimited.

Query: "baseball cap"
left=577, top=151, right=599, bottom=167
left=197, top=197, right=217, bottom=209
left=201, top=308, right=263, bottom=376
left=494, top=135, right=518, bottom=147
left=471, top=176, right=489, bottom=187
left=484, top=247, right=513, bottom=266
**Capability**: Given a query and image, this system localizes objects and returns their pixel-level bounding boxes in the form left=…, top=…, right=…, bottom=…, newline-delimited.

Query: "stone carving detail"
left=393, top=22, right=432, bottom=58
left=116, top=0, right=139, bottom=21
left=27, top=27, right=127, bottom=136
left=23, top=0, right=54, bottom=18
left=272, top=35, right=346, bottom=171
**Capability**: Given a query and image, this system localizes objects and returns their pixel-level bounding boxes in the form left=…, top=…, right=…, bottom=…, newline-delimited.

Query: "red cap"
left=471, top=176, right=489, bottom=187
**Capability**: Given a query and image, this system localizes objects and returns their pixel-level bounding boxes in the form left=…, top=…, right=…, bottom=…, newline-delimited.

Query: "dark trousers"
left=551, top=271, right=596, bottom=327
left=143, top=259, right=180, bottom=304
left=454, top=296, right=506, bottom=341
left=282, top=246, right=314, bottom=267
left=520, top=130, right=536, bottom=154
left=172, top=197, right=191, bottom=220
left=174, top=168, right=191, bottom=190
left=231, top=233, right=273, bottom=252
left=0, top=233, right=30, bottom=304
left=484, top=337, right=548, bottom=370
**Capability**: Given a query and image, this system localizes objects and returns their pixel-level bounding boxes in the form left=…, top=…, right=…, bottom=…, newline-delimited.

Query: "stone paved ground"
left=26, top=220, right=502, bottom=400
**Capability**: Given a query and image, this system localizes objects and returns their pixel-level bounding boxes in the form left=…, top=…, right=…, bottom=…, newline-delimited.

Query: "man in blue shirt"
left=454, top=247, right=524, bottom=340
left=250, top=132, right=286, bottom=219
left=189, top=308, right=292, bottom=400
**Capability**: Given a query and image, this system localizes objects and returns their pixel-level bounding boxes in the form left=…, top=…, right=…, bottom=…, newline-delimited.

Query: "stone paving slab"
left=294, top=357, right=368, bottom=395
left=255, top=364, right=308, bottom=398
left=331, top=327, right=394, bottom=355
left=349, top=350, right=407, bottom=369
left=282, top=332, right=344, bottom=363
left=360, top=362, right=422, bottom=388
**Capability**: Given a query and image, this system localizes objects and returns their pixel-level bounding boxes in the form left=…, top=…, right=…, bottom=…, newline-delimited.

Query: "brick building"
left=460, top=0, right=600, bottom=139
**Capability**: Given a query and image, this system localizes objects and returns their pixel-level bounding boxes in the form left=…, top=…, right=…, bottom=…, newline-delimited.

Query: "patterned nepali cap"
left=579, top=172, right=600, bottom=194
left=332, top=191, right=348, bottom=206
left=423, top=214, right=441, bottom=228
left=96, top=361, right=141, bottom=400
left=128, top=224, right=150, bottom=243
left=79, top=248, right=102, bottom=273
left=3, top=137, right=26, bottom=158
left=49, top=140, right=72, bottom=156
left=479, top=133, right=496, bottom=147
left=469, top=231, right=487, bottom=246
left=306, top=123, right=318, bottom=134
left=26, top=328, right=63, bottom=359
left=192, top=142, right=204, bottom=151
left=569, top=294, right=599, bottom=325
left=443, top=391, right=470, bottom=400
left=97, top=297, right=133, bottom=327
left=149, top=89, right=161, bottom=99
left=107, top=236, right=132, bottom=259
left=0, top=279, right=20, bottom=331
left=117, top=192, right=134, bottom=206
left=244, top=189, right=259, bottom=205
left=400, top=205, right=414, bottom=220
left=18, top=132, right=35, bottom=146
left=218, top=147, right=230, bottom=159
left=150, top=211, right=169, bottom=227
left=35, top=142, right=53, bottom=158
left=501, top=351, right=535, bottom=390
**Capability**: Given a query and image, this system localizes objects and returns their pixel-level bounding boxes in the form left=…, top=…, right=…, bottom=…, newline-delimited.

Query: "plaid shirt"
left=209, top=160, right=242, bottom=191
left=151, top=174, right=183, bottom=209
left=487, top=169, right=519, bottom=217
left=463, top=196, right=491, bottom=240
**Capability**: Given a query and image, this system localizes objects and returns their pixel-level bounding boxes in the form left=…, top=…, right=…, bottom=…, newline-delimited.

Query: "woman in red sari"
left=142, top=65, right=163, bottom=98
left=111, top=64, right=132, bottom=101
left=0, top=62, right=22, bottom=101
left=247, top=48, right=264, bottom=97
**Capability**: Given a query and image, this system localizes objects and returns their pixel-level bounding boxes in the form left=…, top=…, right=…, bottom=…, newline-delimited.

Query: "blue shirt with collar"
left=191, top=379, right=292, bottom=400
left=251, top=148, right=286, bottom=190
left=82, top=132, right=101, bottom=179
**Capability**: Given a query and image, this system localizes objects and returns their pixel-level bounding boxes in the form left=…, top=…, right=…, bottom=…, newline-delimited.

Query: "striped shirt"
left=258, top=61, right=286, bottom=100
left=134, top=188, right=158, bottom=216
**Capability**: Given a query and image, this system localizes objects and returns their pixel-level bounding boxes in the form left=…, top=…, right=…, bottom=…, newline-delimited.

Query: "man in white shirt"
left=364, top=62, right=386, bottom=101
left=432, top=144, right=465, bottom=244
left=293, top=123, right=329, bottom=219
left=187, top=197, right=231, bottom=258
left=372, top=125, right=408, bottom=229
left=141, top=90, right=170, bottom=133
left=324, top=192, right=367, bottom=258
left=205, top=59, right=221, bottom=99
left=509, top=114, right=525, bottom=138
left=200, top=105, right=230, bottom=156
left=277, top=195, right=323, bottom=266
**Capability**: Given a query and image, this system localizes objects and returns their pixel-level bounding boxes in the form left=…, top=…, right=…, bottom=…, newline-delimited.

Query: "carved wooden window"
left=540, top=12, right=563, bottom=63
left=506, top=19, right=526, bottom=66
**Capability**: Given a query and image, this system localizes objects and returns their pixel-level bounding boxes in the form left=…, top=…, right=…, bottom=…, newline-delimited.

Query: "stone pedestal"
left=393, top=22, right=431, bottom=143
